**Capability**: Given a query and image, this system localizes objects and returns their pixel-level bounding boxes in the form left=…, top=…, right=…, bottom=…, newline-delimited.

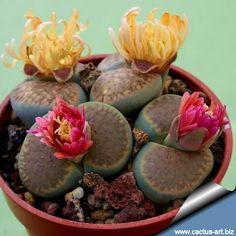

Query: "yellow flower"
left=109, top=7, right=188, bottom=73
left=1, top=9, right=89, bottom=82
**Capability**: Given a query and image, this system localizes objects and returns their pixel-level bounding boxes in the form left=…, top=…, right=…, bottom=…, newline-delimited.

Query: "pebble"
left=114, top=204, right=147, bottom=223
left=173, top=199, right=184, bottom=209
left=72, top=187, right=84, bottom=200
left=96, top=220, right=104, bottom=224
left=41, top=201, right=59, bottom=215
left=90, top=209, right=114, bottom=222
left=94, top=199, right=102, bottom=208
left=87, top=194, right=96, bottom=206
left=83, top=172, right=103, bottom=188
left=102, top=202, right=110, bottom=210
left=105, top=218, right=116, bottom=224
left=141, top=199, right=156, bottom=217
left=76, top=208, right=85, bottom=222
left=65, top=187, right=84, bottom=202
left=24, top=192, right=35, bottom=205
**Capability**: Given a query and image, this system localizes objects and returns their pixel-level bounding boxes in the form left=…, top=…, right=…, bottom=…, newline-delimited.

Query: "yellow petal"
left=110, top=7, right=188, bottom=73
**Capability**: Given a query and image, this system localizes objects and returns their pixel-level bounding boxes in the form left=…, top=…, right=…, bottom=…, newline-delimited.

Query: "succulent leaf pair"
left=19, top=99, right=133, bottom=198
left=133, top=92, right=228, bottom=202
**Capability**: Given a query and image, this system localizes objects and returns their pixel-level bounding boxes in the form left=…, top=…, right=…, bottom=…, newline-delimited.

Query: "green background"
left=0, top=0, right=235, bottom=235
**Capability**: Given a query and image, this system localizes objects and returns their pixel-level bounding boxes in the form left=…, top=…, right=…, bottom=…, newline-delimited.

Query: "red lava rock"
left=141, top=199, right=156, bottom=217
left=114, top=204, right=147, bottom=223
left=94, top=172, right=144, bottom=209
left=62, top=201, right=80, bottom=221
left=94, top=181, right=110, bottom=199
left=107, top=172, right=144, bottom=209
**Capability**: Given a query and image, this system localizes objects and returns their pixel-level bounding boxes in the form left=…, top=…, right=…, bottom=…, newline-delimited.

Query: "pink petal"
left=83, top=140, right=93, bottom=150
left=54, top=152, right=69, bottom=159
left=70, top=127, right=83, bottom=142
left=179, top=92, right=201, bottom=114
left=35, top=117, right=48, bottom=127
left=27, top=129, right=42, bottom=136
left=179, top=123, right=198, bottom=137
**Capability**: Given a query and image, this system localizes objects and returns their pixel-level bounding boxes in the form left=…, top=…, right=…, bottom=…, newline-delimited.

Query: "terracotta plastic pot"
left=0, top=54, right=233, bottom=236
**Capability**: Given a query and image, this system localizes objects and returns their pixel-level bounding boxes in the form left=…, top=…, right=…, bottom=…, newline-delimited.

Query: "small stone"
left=76, top=207, right=85, bottom=222
left=87, top=194, right=102, bottom=208
left=173, top=199, right=184, bottom=209
left=94, top=181, right=110, bottom=199
left=76, top=62, right=101, bottom=92
left=94, top=199, right=102, bottom=208
left=65, top=187, right=84, bottom=202
left=96, top=220, right=104, bottom=224
left=62, top=200, right=84, bottom=222
left=72, top=187, right=84, bottom=200
left=65, top=192, right=73, bottom=202
left=83, top=172, right=104, bottom=188
left=133, top=128, right=149, bottom=144
left=41, top=201, right=59, bottom=215
left=85, top=217, right=94, bottom=223
left=132, top=128, right=149, bottom=157
left=8, top=125, right=27, bottom=144
left=14, top=162, right=18, bottom=170
left=165, top=199, right=184, bottom=212
left=141, top=199, right=156, bottom=217
left=170, top=79, right=187, bottom=94
left=24, top=192, right=35, bottom=205
left=114, top=204, right=147, bottom=223
left=105, top=218, right=116, bottom=224
left=16, top=194, right=23, bottom=199
left=163, top=77, right=189, bottom=95
left=87, top=194, right=96, bottom=206
left=106, top=172, right=144, bottom=209
left=91, top=209, right=114, bottom=222
left=62, top=201, right=78, bottom=221
left=102, top=202, right=110, bottom=210
left=94, top=173, right=144, bottom=210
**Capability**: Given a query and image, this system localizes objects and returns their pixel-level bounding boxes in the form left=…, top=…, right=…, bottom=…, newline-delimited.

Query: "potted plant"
left=0, top=7, right=233, bottom=236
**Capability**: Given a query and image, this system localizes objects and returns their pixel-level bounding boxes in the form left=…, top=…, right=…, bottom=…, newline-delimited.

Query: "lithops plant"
left=18, top=97, right=93, bottom=198
left=134, top=94, right=181, bottom=143
left=133, top=92, right=229, bottom=203
left=133, top=142, right=214, bottom=203
left=163, top=92, right=229, bottom=151
left=0, top=6, right=231, bottom=224
left=80, top=102, right=133, bottom=177
left=1, top=10, right=89, bottom=127
left=90, top=7, right=188, bottom=115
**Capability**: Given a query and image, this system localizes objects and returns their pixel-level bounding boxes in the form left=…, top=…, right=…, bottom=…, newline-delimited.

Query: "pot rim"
left=0, top=54, right=233, bottom=230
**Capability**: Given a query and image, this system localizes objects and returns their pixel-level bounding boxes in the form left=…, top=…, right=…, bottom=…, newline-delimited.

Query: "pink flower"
left=28, top=97, right=93, bottom=159
left=164, top=92, right=229, bottom=151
